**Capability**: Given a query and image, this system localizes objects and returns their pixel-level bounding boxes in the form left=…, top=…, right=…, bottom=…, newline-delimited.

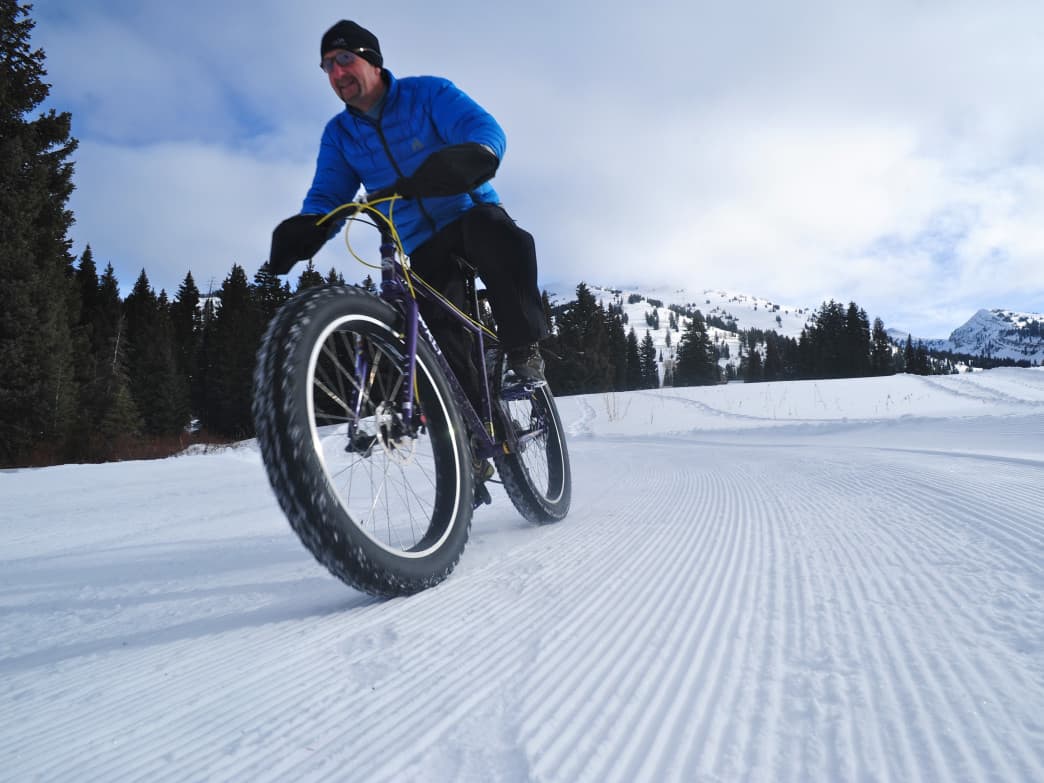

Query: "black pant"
left=409, top=204, right=548, bottom=406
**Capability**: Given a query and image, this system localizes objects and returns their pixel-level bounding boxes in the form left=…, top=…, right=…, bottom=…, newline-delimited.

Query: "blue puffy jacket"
left=302, top=70, right=506, bottom=254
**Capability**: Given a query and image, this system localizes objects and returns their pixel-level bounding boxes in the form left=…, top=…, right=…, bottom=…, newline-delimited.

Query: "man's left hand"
left=395, top=143, right=499, bottom=199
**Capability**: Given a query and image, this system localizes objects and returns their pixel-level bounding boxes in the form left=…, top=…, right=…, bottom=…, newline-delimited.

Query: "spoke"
left=315, top=337, right=362, bottom=413
left=307, top=320, right=456, bottom=556
left=315, top=413, right=354, bottom=425
left=314, top=377, right=351, bottom=412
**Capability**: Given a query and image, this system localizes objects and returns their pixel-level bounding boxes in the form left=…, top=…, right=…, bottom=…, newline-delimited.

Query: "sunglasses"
left=320, top=49, right=376, bottom=73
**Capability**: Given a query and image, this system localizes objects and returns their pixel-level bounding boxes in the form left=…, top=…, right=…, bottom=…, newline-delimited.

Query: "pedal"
left=500, top=379, right=547, bottom=400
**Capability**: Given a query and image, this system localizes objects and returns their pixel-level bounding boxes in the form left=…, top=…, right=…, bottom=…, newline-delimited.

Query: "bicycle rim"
left=499, top=384, right=568, bottom=506
left=305, top=314, right=464, bottom=557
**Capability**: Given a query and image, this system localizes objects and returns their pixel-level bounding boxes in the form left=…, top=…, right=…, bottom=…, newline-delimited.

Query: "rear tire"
left=493, top=361, right=571, bottom=524
left=253, top=285, right=473, bottom=597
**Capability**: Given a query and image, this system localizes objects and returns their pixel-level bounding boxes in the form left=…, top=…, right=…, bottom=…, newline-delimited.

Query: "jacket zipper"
left=370, top=105, right=440, bottom=238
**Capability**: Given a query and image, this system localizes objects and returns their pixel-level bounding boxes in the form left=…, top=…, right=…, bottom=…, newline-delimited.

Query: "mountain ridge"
left=545, top=282, right=1044, bottom=365
left=922, top=308, right=1044, bottom=361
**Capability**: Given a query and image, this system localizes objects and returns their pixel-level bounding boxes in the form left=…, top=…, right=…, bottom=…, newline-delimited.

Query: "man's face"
left=322, top=49, right=384, bottom=111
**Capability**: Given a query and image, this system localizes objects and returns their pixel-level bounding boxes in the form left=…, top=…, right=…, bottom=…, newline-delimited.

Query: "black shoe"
left=473, top=482, right=492, bottom=508
left=472, top=455, right=494, bottom=508
left=506, top=343, right=546, bottom=384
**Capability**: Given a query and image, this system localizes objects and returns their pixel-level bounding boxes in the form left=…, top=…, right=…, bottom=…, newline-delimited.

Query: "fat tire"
left=253, top=284, right=473, bottom=597
left=493, top=378, right=571, bottom=524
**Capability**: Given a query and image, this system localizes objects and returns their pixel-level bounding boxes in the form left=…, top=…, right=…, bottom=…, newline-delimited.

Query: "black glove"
left=269, top=214, right=329, bottom=275
left=394, top=143, right=500, bottom=199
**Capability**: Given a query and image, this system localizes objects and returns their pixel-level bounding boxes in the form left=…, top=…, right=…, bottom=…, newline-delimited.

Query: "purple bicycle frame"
left=368, top=230, right=505, bottom=461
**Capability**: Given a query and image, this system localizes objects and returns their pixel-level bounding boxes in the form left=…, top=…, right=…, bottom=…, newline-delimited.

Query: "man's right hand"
left=268, top=214, right=329, bottom=275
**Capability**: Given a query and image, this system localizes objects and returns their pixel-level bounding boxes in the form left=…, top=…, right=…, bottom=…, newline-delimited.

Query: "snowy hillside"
left=554, top=284, right=1044, bottom=368
left=549, top=284, right=817, bottom=377
left=921, top=308, right=1044, bottom=362
left=3, top=368, right=1043, bottom=782
left=605, top=285, right=814, bottom=338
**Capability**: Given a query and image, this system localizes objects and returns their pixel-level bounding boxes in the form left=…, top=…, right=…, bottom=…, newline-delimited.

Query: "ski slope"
left=2, top=369, right=1043, bottom=782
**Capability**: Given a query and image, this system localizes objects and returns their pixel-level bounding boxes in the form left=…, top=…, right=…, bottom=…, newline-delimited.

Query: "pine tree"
left=170, top=272, right=203, bottom=415
left=870, top=317, right=895, bottom=376
left=199, top=264, right=262, bottom=437
left=546, top=283, right=612, bottom=395
left=194, top=296, right=218, bottom=430
left=123, top=271, right=187, bottom=435
left=66, top=247, right=100, bottom=458
left=74, top=245, right=99, bottom=347
left=639, top=331, right=659, bottom=389
left=89, top=263, right=123, bottom=360
left=540, top=290, right=554, bottom=334
left=845, top=302, right=872, bottom=377
left=763, top=331, right=784, bottom=380
left=252, top=264, right=291, bottom=324
left=800, top=300, right=850, bottom=378
left=743, top=342, right=763, bottom=382
left=607, top=309, right=628, bottom=391
left=296, top=260, right=325, bottom=291
left=0, top=1, right=80, bottom=465
left=674, top=312, right=719, bottom=386
left=910, top=340, right=931, bottom=375
left=625, top=328, right=642, bottom=390
left=97, top=363, right=143, bottom=449
left=88, top=263, right=142, bottom=455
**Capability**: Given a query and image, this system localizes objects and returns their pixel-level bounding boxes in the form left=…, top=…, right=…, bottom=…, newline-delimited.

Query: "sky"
left=30, top=0, right=1044, bottom=338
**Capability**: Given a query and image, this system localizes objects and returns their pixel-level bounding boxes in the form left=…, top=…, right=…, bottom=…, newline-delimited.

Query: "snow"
left=561, top=284, right=830, bottom=379
left=558, top=283, right=1044, bottom=368
left=924, top=308, right=1044, bottom=362
left=3, top=368, right=1043, bottom=782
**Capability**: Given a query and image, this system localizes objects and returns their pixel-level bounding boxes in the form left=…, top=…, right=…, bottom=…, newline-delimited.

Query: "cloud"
left=33, top=0, right=1044, bottom=338
left=69, top=139, right=310, bottom=295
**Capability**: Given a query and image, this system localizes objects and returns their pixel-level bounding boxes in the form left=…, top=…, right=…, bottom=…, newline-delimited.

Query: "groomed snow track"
left=2, top=371, right=1042, bottom=782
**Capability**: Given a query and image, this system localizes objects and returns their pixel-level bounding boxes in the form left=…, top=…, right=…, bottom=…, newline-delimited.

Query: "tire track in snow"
left=198, top=450, right=676, bottom=779
left=3, top=416, right=1043, bottom=782
left=516, top=456, right=731, bottom=776
left=914, top=373, right=1044, bottom=408
left=773, top=449, right=1043, bottom=782
left=545, top=466, right=751, bottom=781
left=632, top=463, right=767, bottom=782
left=508, top=438, right=1044, bottom=782
left=513, top=445, right=801, bottom=781
left=190, top=446, right=656, bottom=780
left=193, top=439, right=1040, bottom=782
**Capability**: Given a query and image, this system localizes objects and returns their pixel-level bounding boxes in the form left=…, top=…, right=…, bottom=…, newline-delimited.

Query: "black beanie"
left=321, top=20, right=383, bottom=67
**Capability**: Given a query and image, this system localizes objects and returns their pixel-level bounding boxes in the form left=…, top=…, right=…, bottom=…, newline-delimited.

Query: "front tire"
left=253, top=285, right=473, bottom=597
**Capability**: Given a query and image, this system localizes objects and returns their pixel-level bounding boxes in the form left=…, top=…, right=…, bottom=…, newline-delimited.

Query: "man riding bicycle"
left=269, top=19, right=549, bottom=393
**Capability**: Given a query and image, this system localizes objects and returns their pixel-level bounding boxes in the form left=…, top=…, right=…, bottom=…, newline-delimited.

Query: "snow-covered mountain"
left=919, top=308, right=1044, bottom=362
left=550, top=283, right=1044, bottom=365
left=547, top=283, right=818, bottom=376
left=608, top=285, right=812, bottom=374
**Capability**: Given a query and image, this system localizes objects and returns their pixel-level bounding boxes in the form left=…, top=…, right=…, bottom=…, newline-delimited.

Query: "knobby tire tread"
left=494, top=384, right=572, bottom=524
left=253, top=284, right=472, bottom=597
